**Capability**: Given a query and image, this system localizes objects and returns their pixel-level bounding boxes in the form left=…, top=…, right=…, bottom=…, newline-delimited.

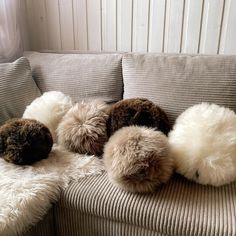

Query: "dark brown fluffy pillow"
left=107, top=98, right=170, bottom=136
left=0, top=118, right=53, bottom=165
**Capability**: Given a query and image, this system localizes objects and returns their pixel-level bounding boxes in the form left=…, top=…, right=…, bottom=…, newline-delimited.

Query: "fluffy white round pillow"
left=169, top=103, right=236, bottom=186
left=23, top=91, right=73, bottom=142
left=104, top=126, right=173, bottom=192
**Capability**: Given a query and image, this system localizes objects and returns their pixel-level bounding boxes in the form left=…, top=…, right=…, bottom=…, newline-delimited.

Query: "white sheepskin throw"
left=57, top=100, right=109, bottom=156
left=0, top=145, right=104, bottom=236
left=23, top=91, right=73, bottom=142
left=168, top=103, right=236, bottom=186
left=104, top=126, right=173, bottom=193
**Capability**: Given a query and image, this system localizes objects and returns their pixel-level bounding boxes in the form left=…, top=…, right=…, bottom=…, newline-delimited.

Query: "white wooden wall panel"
left=199, top=0, right=224, bottom=54
left=219, top=0, right=229, bottom=54
left=25, top=0, right=45, bottom=50
left=87, top=0, right=102, bottom=51
left=102, top=0, right=117, bottom=51
left=220, top=0, right=236, bottom=54
left=19, top=0, right=30, bottom=51
left=34, top=0, right=48, bottom=50
left=117, top=0, right=132, bottom=51
left=132, top=0, right=150, bottom=52
left=59, top=0, right=74, bottom=50
left=148, top=0, right=166, bottom=52
left=164, top=0, right=185, bottom=53
left=45, top=0, right=61, bottom=50
left=23, top=0, right=236, bottom=54
left=25, top=0, right=35, bottom=49
left=181, top=0, right=203, bottom=53
left=73, top=0, right=87, bottom=50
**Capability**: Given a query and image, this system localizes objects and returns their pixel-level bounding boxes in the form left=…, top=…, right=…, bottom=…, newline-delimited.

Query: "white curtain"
left=0, top=0, right=23, bottom=63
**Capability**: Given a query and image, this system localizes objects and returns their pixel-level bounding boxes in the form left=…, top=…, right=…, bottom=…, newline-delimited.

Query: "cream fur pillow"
left=169, top=103, right=236, bottom=186
left=23, top=91, right=73, bottom=142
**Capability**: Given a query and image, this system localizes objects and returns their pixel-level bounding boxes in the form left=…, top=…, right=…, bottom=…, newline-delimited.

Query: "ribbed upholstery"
left=55, top=174, right=236, bottom=236
left=54, top=211, right=163, bottom=236
left=25, top=52, right=123, bottom=103
left=17, top=52, right=236, bottom=236
left=123, top=53, right=236, bottom=125
left=23, top=208, right=55, bottom=236
left=0, top=57, right=41, bottom=124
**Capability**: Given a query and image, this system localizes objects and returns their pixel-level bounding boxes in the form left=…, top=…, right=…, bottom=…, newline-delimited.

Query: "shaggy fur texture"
left=23, top=91, right=73, bottom=142
left=103, top=126, right=173, bottom=192
left=168, top=103, right=236, bottom=186
left=107, top=98, right=170, bottom=137
left=0, top=119, right=53, bottom=165
left=57, top=100, right=109, bottom=156
left=0, top=144, right=104, bottom=236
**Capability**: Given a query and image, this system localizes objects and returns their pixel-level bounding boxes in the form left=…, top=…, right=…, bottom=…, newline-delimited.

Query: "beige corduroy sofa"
left=24, top=51, right=236, bottom=236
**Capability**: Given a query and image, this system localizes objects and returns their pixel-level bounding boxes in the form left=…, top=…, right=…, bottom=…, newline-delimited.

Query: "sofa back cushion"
left=25, top=52, right=123, bottom=103
left=123, top=53, right=236, bottom=126
left=0, top=57, right=41, bottom=124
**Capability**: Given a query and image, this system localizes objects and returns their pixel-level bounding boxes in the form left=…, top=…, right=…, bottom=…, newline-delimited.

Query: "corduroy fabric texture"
left=0, top=57, right=41, bottom=124
left=123, top=53, right=236, bottom=126
left=23, top=208, right=55, bottom=236
left=54, top=211, right=163, bottom=236
left=24, top=52, right=123, bottom=103
left=55, top=174, right=236, bottom=236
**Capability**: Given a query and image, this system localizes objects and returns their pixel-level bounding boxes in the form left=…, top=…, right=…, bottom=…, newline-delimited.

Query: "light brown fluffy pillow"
left=57, top=100, right=109, bottom=156
left=103, top=126, right=173, bottom=192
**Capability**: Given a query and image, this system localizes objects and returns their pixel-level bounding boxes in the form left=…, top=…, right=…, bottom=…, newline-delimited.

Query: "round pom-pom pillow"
left=103, top=126, right=173, bottom=192
left=23, top=91, right=73, bottom=142
left=107, top=98, right=170, bottom=136
left=0, top=119, right=53, bottom=165
left=168, top=103, right=236, bottom=186
left=57, top=100, right=109, bottom=156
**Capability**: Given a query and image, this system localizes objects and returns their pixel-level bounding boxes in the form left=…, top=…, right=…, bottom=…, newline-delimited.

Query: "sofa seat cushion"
left=24, top=52, right=123, bottom=103
left=23, top=208, right=55, bottom=236
left=123, top=53, right=236, bottom=126
left=55, top=173, right=236, bottom=236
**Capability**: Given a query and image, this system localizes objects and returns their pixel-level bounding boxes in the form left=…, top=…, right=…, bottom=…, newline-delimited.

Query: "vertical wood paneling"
left=148, top=0, right=166, bottom=52
left=164, top=0, right=185, bottom=53
left=117, top=0, right=132, bottom=51
left=35, top=0, right=48, bottom=50
left=181, top=0, right=203, bottom=53
left=219, top=0, right=229, bottom=54
left=59, top=0, right=74, bottom=50
left=23, top=0, right=236, bottom=54
left=87, top=0, right=102, bottom=51
left=45, top=0, right=61, bottom=50
left=220, top=0, right=236, bottom=54
left=102, top=0, right=117, bottom=51
left=25, top=0, right=37, bottom=50
left=199, top=0, right=224, bottom=54
left=19, top=0, right=30, bottom=50
left=25, top=0, right=48, bottom=50
left=132, top=0, right=150, bottom=52
left=73, top=0, right=87, bottom=50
